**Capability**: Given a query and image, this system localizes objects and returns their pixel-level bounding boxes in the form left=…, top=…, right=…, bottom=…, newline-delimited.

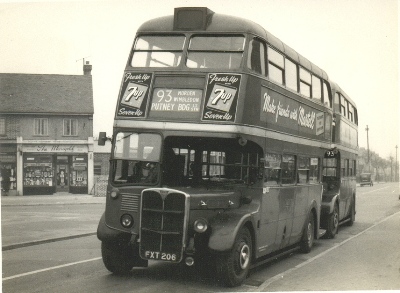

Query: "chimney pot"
left=83, top=62, right=92, bottom=75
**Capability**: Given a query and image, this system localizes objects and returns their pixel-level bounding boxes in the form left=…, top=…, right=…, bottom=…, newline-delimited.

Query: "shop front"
left=20, top=140, right=93, bottom=195
left=0, top=143, right=17, bottom=196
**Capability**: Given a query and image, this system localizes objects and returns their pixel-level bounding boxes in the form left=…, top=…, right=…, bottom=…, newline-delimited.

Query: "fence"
left=91, top=176, right=108, bottom=197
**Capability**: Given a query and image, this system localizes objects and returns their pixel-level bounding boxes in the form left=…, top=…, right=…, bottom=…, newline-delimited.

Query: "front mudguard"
left=97, top=212, right=131, bottom=244
left=321, top=193, right=339, bottom=216
left=207, top=210, right=254, bottom=252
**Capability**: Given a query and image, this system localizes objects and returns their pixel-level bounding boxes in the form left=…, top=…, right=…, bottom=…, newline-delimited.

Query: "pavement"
left=1, top=193, right=106, bottom=250
left=1, top=193, right=106, bottom=206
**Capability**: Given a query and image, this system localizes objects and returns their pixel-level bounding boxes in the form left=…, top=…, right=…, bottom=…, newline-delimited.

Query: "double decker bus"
left=321, top=82, right=358, bottom=238
left=97, top=7, right=358, bottom=286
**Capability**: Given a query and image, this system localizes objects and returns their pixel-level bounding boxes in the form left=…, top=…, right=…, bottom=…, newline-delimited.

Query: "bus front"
left=97, top=7, right=264, bottom=286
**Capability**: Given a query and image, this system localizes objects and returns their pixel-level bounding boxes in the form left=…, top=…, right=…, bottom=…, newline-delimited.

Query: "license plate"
left=143, top=251, right=177, bottom=261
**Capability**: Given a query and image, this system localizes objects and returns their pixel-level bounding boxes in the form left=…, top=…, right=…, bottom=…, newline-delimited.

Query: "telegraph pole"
left=366, top=125, right=370, bottom=172
left=396, top=145, right=398, bottom=182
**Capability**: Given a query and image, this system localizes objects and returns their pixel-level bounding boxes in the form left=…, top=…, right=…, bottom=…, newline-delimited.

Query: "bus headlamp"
left=194, top=218, right=208, bottom=233
left=121, top=214, right=134, bottom=228
left=110, top=190, right=119, bottom=199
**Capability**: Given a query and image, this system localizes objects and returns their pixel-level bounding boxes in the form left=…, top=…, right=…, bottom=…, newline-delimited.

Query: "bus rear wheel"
left=101, top=241, right=134, bottom=275
left=215, top=227, right=252, bottom=287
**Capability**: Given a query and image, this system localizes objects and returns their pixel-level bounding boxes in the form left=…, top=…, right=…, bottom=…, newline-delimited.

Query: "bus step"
left=318, top=228, right=326, bottom=238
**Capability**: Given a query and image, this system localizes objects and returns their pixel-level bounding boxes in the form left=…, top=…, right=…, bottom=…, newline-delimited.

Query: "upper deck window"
left=131, top=35, right=185, bottom=67
left=186, top=35, right=244, bottom=69
left=267, top=47, right=284, bottom=84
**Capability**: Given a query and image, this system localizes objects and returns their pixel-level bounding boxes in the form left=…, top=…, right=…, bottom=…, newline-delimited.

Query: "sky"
left=0, top=0, right=399, bottom=159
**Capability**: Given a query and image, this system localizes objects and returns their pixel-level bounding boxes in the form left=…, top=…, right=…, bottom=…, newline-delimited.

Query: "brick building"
left=0, top=63, right=94, bottom=195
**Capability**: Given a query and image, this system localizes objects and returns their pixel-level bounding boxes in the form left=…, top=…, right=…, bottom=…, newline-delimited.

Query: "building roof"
left=0, top=73, right=94, bottom=114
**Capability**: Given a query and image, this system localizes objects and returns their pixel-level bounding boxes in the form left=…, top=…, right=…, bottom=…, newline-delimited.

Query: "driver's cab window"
left=112, top=133, right=162, bottom=185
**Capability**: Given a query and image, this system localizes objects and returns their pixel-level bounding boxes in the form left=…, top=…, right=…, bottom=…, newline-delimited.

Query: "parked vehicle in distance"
left=360, top=173, right=373, bottom=186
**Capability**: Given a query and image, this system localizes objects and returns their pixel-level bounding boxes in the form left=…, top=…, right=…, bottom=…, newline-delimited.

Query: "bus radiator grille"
left=120, top=194, right=140, bottom=212
left=139, top=189, right=187, bottom=262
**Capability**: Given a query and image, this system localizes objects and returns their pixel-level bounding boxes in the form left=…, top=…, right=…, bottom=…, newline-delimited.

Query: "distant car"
left=360, top=173, right=373, bottom=186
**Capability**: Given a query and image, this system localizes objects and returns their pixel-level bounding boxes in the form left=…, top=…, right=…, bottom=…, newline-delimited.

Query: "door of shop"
left=56, top=156, right=69, bottom=192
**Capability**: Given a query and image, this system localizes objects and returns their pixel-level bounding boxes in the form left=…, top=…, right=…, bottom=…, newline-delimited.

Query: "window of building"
left=63, top=119, right=78, bottom=136
left=285, top=59, right=297, bottom=91
left=299, top=67, right=311, bottom=98
left=312, top=75, right=322, bottom=102
left=247, top=38, right=266, bottom=75
left=0, top=118, right=5, bottom=136
left=34, top=118, right=48, bottom=136
left=267, top=47, right=284, bottom=84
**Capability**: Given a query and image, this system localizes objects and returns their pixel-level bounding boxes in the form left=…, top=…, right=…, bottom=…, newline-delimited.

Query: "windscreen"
left=112, top=132, right=162, bottom=185
left=131, top=35, right=185, bottom=67
left=186, top=35, right=245, bottom=69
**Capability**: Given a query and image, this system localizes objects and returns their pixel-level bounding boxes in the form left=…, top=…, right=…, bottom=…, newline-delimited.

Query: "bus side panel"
left=276, top=186, right=295, bottom=250
left=290, top=184, right=322, bottom=245
left=257, top=188, right=280, bottom=256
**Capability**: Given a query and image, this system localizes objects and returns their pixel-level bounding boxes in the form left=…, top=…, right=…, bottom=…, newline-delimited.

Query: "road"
left=2, top=183, right=399, bottom=292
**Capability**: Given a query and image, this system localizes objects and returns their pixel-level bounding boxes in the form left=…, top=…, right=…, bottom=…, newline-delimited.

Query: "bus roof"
left=331, top=81, right=357, bottom=107
left=137, top=7, right=328, bottom=80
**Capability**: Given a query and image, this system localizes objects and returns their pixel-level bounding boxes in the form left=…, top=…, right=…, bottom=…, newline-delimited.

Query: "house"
left=0, top=63, right=94, bottom=195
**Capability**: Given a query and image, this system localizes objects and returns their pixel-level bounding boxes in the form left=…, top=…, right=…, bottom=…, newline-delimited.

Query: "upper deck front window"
left=131, top=35, right=185, bottom=67
left=186, top=35, right=245, bottom=69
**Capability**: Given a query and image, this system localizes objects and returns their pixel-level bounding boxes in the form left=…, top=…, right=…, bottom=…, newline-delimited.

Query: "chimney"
left=83, top=61, right=92, bottom=75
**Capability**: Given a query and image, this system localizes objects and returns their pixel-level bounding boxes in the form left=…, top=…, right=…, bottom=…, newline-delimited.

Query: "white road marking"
left=357, top=185, right=389, bottom=195
left=2, top=257, right=102, bottom=281
left=254, top=210, right=400, bottom=292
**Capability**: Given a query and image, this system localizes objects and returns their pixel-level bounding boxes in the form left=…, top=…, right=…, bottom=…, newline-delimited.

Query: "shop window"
left=94, top=164, right=102, bottom=175
left=34, top=118, right=48, bottom=136
left=23, top=155, right=53, bottom=187
left=64, top=119, right=78, bottom=136
left=0, top=118, right=5, bottom=136
left=71, top=156, right=88, bottom=187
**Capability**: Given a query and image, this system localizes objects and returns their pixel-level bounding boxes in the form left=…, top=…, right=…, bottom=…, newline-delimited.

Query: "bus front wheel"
left=325, top=204, right=339, bottom=238
left=215, top=227, right=252, bottom=287
left=101, top=241, right=134, bottom=275
left=300, top=211, right=315, bottom=253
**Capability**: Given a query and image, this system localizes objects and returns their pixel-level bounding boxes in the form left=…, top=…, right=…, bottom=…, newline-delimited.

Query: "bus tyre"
left=215, top=227, right=252, bottom=287
left=300, top=211, right=315, bottom=253
left=101, top=241, right=134, bottom=275
left=346, top=198, right=356, bottom=226
left=325, top=204, right=339, bottom=239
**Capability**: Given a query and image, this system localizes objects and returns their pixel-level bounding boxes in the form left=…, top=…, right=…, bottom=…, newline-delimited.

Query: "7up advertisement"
left=202, top=73, right=241, bottom=122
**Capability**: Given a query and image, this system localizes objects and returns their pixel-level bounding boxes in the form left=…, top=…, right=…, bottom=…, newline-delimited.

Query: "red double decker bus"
left=97, top=7, right=358, bottom=286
